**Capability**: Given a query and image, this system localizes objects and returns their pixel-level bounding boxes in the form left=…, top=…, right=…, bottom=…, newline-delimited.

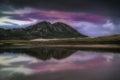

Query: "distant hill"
left=0, top=21, right=86, bottom=40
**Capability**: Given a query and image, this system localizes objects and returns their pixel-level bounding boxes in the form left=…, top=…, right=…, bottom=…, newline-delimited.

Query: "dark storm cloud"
left=0, top=0, right=120, bottom=18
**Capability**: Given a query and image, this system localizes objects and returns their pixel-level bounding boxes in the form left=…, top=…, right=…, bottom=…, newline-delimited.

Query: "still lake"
left=0, top=47, right=120, bottom=80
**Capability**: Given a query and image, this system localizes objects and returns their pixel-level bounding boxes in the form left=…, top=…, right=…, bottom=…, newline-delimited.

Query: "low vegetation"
left=0, top=35, right=120, bottom=49
left=31, top=34, right=120, bottom=45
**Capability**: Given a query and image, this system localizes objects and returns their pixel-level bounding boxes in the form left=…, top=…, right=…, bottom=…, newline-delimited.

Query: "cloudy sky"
left=0, top=0, right=120, bottom=36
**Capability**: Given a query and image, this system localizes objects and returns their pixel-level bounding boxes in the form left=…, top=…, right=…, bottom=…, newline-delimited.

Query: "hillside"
left=31, top=34, right=120, bottom=45
left=0, top=21, right=85, bottom=40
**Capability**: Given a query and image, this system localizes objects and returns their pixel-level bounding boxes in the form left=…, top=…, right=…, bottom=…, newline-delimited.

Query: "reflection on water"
left=0, top=48, right=75, bottom=60
left=0, top=48, right=120, bottom=80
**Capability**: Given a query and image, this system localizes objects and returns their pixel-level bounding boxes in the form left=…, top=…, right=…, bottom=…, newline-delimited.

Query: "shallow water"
left=0, top=48, right=120, bottom=80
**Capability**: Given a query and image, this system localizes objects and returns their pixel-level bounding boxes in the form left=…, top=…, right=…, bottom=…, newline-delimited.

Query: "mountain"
left=0, top=21, right=86, bottom=40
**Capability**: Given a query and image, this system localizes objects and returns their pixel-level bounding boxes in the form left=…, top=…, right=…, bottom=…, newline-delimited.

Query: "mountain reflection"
left=0, top=48, right=76, bottom=60
left=1, top=48, right=120, bottom=80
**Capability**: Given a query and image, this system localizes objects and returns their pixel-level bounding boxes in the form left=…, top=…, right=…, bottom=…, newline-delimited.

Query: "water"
left=0, top=47, right=120, bottom=80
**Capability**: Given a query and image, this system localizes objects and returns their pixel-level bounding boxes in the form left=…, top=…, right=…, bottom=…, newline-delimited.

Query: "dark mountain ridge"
left=0, top=21, right=86, bottom=40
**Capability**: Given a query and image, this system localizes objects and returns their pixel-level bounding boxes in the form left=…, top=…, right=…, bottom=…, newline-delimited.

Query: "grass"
left=0, top=40, right=31, bottom=47
left=0, top=34, right=120, bottom=48
left=31, top=34, right=120, bottom=45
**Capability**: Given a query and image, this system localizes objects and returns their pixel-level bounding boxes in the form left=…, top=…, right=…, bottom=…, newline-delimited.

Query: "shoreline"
left=35, top=44, right=120, bottom=48
left=32, top=44, right=120, bottom=52
left=0, top=44, right=120, bottom=53
left=1, top=43, right=120, bottom=49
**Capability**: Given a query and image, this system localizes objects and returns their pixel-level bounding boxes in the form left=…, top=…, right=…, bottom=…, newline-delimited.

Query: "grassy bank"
left=0, top=40, right=31, bottom=47
left=31, top=34, right=120, bottom=45
left=0, top=35, right=120, bottom=49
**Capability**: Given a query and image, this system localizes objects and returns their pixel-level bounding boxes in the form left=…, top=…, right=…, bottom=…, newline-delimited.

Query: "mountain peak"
left=37, top=21, right=51, bottom=25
